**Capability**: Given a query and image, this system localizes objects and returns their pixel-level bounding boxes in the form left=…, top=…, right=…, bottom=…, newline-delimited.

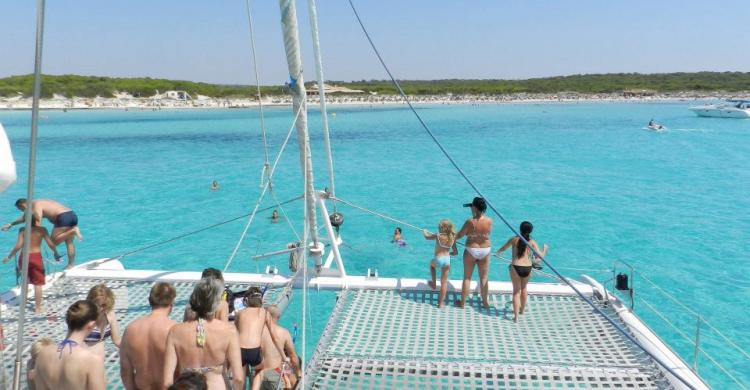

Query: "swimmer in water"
left=391, top=227, right=407, bottom=247
left=210, top=180, right=220, bottom=192
left=271, top=210, right=279, bottom=223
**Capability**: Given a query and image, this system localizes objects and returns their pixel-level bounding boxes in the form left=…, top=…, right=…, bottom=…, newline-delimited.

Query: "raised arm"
left=422, top=229, right=436, bottom=240
left=227, top=328, right=245, bottom=390
left=264, top=313, right=288, bottom=361
left=530, top=241, right=549, bottom=258
left=107, top=311, right=122, bottom=347
left=454, top=220, right=470, bottom=241
left=119, top=332, right=137, bottom=390
left=3, top=230, right=24, bottom=263
left=162, top=331, right=178, bottom=388
left=496, top=237, right=514, bottom=255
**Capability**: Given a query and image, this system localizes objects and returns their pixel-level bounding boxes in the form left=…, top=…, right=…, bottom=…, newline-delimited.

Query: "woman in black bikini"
left=497, top=221, right=549, bottom=323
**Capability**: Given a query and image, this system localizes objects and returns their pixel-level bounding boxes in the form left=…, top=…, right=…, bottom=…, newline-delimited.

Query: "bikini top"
left=434, top=233, right=453, bottom=250
left=84, top=323, right=111, bottom=343
left=466, top=219, right=490, bottom=240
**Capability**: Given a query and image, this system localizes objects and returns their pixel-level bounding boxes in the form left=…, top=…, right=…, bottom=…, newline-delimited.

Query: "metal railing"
left=611, top=260, right=749, bottom=389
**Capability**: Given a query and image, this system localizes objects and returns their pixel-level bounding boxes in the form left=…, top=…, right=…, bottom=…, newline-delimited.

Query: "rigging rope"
left=224, top=104, right=304, bottom=272
left=346, top=1, right=699, bottom=388
left=112, top=196, right=302, bottom=261
left=244, top=0, right=271, bottom=188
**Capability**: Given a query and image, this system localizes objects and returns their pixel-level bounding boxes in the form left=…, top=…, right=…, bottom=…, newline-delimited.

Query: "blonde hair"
left=86, top=284, right=115, bottom=313
left=437, top=219, right=456, bottom=247
left=30, top=337, right=54, bottom=360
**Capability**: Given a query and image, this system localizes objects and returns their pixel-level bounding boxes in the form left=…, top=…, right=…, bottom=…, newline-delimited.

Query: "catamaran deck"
left=304, top=289, right=675, bottom=389
left=0, top=272, right=289, bottom=389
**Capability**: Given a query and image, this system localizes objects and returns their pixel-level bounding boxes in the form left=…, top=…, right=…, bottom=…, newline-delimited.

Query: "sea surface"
left=0, top=102, right=748, bottom=388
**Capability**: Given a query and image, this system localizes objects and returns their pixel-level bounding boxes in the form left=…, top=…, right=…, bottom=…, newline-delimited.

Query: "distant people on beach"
left=497, top=221, right=549, bottom=322
left=210, top=180, right=220, bottom=192
left=391, top=227, right=407, bottom=247
left=423, top=219, right=458, bottom=308
left=120, top=282, right=177, bottom=390
left=3, top=198, right=83, bottom=269
left=85, top=284, right=121, bottom=357
left=3, top=218, right=61, bottom=313
left=33, top=300, right=106, bottom=390
left=163, top=277, right=245, bottom=389
left=252, top=305, right=299, bottom=390
left=271, top=210, right=280, bottom=224
left=454, top=197, right=493, bottom=309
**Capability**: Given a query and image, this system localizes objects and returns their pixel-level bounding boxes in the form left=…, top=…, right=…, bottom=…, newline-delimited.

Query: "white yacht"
left=0, top=1, right=745, bottom=389
left=689, top=99, right=750, bottom=118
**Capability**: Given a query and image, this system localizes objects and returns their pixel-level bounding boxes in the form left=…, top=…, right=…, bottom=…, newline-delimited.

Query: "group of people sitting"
left=421, top=197, right=549, bottom=322
left=27, top=268, right=300, bottom=390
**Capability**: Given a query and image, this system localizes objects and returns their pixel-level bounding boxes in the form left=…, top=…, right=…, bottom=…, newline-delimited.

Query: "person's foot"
left=482, top=300, right=491, bottom=309
left=428, top=281, right=436, bottom=290
left=512, top=315, right=518, bottom=323
left=453, top=300, right=464, bottom=309
left=34, top=307, right=44, bottom=315
left=64, top=264, right=74, bottom=270
left=519, top=307, right=525, bottom=315
left=73, top=226, right=83, bottom=241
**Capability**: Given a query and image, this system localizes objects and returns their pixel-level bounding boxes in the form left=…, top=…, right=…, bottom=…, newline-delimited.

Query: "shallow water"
left=0, top=102, right=748, bottom=387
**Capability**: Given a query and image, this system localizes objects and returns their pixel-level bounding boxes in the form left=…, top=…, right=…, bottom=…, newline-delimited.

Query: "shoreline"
left=0, top=92, right=738, bottom=111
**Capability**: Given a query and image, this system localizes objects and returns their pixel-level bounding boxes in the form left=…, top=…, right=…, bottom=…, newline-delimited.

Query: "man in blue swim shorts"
left=3, top=198, right=82, bottom=269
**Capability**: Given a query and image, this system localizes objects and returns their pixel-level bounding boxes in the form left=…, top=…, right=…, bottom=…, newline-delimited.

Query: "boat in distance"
left=689, top=99, right=750, bottom=118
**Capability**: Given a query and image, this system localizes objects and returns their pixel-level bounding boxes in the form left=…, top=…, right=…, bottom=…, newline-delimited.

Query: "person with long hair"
left=423, top=219, right=458, bottom=308
left=163, top=277, right=244, bottom=389
left=497, top=221, right=549, bottom=322
left=84, top=284, right=121, bottom=356
left=454, top=197, right=493, bottom=308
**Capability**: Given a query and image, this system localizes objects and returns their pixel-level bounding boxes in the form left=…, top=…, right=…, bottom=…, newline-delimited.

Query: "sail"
left=0, top=123, right=17, bottom=192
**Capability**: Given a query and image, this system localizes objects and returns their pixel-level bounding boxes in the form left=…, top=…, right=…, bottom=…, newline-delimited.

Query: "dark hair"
left=149, top=282, right=177, bottom=308
left=244, top=287, right=263, bottom=308
left=15, top=198, right=26, bottom=208
left=189, top=278, right=223, bottom=320
left=395, top=227, right=402, bottom=234
left=168, top=371, right=208, bottom=390
left=201, top=268, right=223, bottom=281
left=517, top=221, right=533, bottom=257
left=66, top=300, right=99, bottom=331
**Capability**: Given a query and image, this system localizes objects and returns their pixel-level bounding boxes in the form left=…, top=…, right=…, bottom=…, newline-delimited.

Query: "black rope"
left=346, top=1, right=698, bottom=388
left=112, top=196, right=303, bottom=260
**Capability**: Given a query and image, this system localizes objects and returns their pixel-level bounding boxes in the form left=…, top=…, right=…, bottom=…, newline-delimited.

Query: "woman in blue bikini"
left=454, top=197, right=493, bottom=308
left=423, top=219, right=458, bottom=308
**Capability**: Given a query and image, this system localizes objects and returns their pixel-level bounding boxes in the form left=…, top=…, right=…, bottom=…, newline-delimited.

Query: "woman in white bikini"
left=454, top=197, right=493, bottom=308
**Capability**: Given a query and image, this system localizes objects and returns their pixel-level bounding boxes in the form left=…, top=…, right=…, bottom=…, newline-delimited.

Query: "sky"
left=1, top=0, right=748, bottom=85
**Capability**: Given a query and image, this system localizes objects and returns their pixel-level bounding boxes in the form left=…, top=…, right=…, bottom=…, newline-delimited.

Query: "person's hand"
left=2, top=256, right=9, bottom=264
left=106, top=311, right=116, bottom=324
left=2, top=224, right=11, bottom=231
left=543, top=244, right=549, bottom=251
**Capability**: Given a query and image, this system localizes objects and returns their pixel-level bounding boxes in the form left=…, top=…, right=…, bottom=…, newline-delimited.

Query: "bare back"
left=166, top=320, right=238, bottom=389
left=121, top=314, right=176, bottom=390
left=19, top=226, right=53, bottom=254
left=257, top=324, right=292, bottom=371
left=511, top=237, right=539, bottom=266
left=461, top=216, right=493, bottom=248
left=236, top=307, right=267, bottom=349
left=34, top=344, right=105, bottom=390
left=33, top=199, right=70, bottom=223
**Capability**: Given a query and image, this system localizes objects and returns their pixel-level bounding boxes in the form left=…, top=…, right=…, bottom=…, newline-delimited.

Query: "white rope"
left=306, top=0, right=337, bottom=210
left=640, top=298, right=749, bottom=389
left=244, top=0, right=271, bottom=188
left=330, top=195, right=425, bottom=232
left=635, top=269, right=750, bottom=361
left=224, top=104, right=303, bottom=272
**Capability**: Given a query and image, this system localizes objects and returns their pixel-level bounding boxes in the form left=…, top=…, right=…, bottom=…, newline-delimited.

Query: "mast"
left=278, top=0, right=321, bottom=266
left=12, top=1, right=45, bottom=389
left=306, top=0, right=337, bottom=209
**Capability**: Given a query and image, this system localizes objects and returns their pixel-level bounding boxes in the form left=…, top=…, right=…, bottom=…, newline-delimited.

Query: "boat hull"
left=690, top=106, right=750, bottom=118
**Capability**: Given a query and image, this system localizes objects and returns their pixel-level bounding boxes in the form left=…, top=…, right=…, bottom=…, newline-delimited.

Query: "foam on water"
left=0, top=102, right=747, bottom=387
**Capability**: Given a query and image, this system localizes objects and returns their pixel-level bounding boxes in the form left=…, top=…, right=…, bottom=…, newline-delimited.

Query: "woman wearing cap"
left=454, top=197, right=493, bottom=308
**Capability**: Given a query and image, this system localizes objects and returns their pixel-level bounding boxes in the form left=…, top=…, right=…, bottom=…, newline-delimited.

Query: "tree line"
left=1, top=72, right=749, bottom=98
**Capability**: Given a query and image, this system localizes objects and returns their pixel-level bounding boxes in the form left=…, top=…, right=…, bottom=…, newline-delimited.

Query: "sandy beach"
left=0, top=91, right=743, bottom=111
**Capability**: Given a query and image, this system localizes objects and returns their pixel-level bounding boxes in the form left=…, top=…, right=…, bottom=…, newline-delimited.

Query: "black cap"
left=463, top=197, right=487, bottom=212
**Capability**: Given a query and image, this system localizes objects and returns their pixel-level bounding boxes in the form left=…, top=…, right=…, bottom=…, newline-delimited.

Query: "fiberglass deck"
left=304, top=289, right=673, bottom=389
left=0, top=275, right=287, bottom=389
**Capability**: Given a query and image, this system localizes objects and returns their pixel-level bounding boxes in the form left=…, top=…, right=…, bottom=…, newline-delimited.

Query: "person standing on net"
left=3, top=198, right=82, bottom=269
left=454, top=197, right=493, bottom=309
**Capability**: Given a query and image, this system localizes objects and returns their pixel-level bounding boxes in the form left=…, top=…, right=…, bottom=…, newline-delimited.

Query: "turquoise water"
left=0, top=103, right=748, bottom=388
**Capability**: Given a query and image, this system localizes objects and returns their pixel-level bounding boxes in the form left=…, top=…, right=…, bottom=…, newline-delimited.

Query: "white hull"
left=690, top=106, right=750, bottom=118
